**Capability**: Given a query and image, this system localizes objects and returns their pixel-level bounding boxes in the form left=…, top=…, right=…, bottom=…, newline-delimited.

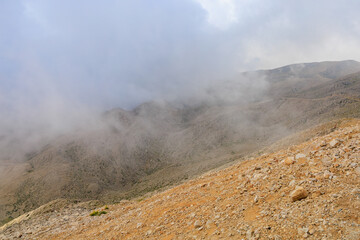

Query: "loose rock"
left=284, top=157, right=295, bottom=165
left=329, top=139, right=340, bottom=148
left=194, top=220, right=202, bottom=229
left=290, top=186, right=308, bottom=202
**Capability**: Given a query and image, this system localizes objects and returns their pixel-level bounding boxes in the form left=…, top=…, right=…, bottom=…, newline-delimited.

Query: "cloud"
left=195, top=0, right=360, bottom=68
left=0, top=0, right=360, bottom=159
left=1, top=0, right=360, bottom=109
left=195, top=0, right=238, bottom=30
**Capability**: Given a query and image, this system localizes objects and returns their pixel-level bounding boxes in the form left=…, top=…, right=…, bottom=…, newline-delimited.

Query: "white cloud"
left=1, top=0, right=360, bottom=112
left=195, top=0, right=238, bottom=29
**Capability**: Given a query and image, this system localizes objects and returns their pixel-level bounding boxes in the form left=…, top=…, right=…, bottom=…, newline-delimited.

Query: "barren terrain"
left=1, top=118, right=359, bottom=239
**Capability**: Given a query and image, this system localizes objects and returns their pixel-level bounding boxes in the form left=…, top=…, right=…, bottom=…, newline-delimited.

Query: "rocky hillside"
left=1, top=60, right=360, bottom=226
left=1, top=118, right=359, bottom=239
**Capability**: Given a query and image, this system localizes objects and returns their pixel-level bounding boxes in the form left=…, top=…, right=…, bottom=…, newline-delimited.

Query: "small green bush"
left=90, top=210, right=107, bottom=216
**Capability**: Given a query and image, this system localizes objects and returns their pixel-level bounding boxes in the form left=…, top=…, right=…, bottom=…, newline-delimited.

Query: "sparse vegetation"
left=90, top=210, right=107, bottom=216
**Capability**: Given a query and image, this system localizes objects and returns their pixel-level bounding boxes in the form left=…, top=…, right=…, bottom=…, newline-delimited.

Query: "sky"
left=0, top=0, right=360, bottom=152
left=1, top=0, right=360, bottom=110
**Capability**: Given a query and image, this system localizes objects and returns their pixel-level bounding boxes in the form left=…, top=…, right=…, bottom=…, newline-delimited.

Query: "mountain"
left=263, top=59, right=360, bottom=97
left=1, top=118, right=359, bottom=239
left=1, top=60, right=360, bottom=226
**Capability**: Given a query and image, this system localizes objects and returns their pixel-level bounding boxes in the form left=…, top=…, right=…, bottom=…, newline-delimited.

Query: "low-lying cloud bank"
left=0, top=0, right=359, bottom=160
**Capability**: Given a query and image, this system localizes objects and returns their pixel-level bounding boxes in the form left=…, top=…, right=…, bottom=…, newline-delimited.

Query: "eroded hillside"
left=1, top=118, right=359, bottom=239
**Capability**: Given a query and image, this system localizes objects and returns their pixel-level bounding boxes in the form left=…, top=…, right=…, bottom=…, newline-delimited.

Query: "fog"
left=0, top=0, right=360, bottom=160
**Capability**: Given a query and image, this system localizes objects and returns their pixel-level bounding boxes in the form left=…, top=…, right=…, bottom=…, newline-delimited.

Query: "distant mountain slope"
left=294, top=71, right=360, bottom=99
left=262, top=60, right=360, bottom=97
left=265, top=60, right=360, bottom=81
left=1, top=60, right=360, bottom=226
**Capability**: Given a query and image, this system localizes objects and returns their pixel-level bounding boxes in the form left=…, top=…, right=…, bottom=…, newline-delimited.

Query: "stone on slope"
left=194, top=220, right=202, bottom=229
left=295, top=153, right=306, bottom=160
left=284, top=157, right=295, bottom=165
left=290, top=186, right=308, bottom=202
left=329, top=139, right=340, bottom=148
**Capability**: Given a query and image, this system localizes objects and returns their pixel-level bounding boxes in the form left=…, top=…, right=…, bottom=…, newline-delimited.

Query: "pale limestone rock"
left=194, top=220, right=202, bottom=228
left=329, top=139, right=340, bottom=148
left=323, top=170, right=333, bottom=179
left=284, top=157, right=295, bottom=165
left=295, top=153, right=306, bottom=160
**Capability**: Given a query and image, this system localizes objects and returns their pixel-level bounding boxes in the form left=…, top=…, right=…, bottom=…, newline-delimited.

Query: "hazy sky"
left=0, top=0, right=360, bottom=160
left=1, top=0, right=360, bottom=110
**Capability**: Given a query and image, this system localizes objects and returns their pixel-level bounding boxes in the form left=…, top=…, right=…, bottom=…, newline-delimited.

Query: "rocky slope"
left=1, top=118, right=359, bottom=239
left=1, top=60, right=360, bottom=226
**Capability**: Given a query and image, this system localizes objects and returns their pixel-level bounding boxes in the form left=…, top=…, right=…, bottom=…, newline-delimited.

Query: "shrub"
left=90, top=210, right=107, bottom=216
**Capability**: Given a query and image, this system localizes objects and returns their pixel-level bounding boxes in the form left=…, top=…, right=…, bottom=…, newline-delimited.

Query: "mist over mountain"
left=1, top=0, right=360, bottom=156
left=1, top=60, right=360, bottom=225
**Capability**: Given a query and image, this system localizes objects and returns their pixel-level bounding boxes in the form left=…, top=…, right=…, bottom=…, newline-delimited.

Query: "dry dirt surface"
left=1, top=119, right=360, bottom=240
